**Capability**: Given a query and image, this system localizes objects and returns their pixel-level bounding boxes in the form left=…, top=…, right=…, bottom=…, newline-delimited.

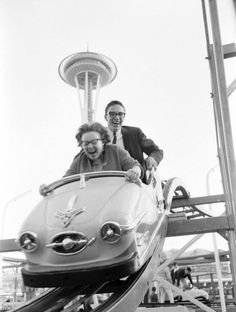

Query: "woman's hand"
left=125, top=166, right=141, bottom=185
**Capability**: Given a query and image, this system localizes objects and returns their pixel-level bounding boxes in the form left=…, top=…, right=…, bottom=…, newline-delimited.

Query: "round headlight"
left=100, top=222, right=122, bottom=244
left=18, top=232, right=38, bottom=252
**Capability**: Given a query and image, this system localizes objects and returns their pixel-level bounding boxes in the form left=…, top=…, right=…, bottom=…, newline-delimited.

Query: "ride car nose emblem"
left=55, top=195, right=86, bottom=227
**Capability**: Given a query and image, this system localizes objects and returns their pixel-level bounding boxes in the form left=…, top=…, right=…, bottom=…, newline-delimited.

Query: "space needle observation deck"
left=58, top=51, right=117, bottom=122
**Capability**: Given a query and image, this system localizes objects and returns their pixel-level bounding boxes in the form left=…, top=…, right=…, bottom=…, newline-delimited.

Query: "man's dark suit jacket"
left=121, top=126, right=163, bottom=174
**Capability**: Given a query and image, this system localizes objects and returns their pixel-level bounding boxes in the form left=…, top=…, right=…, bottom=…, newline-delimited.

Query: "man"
left=170, top=262, right=179, bottom=284
left=104, top=100, right=163, bottom=181
left=173, top=266, right=193, bottom=290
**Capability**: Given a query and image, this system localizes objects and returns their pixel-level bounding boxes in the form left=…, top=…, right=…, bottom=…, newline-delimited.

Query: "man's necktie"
left=112, top=132, right=117, bottom=144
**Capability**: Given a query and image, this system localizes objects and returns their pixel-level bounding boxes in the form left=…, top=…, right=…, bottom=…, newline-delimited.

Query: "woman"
left=64, top=122, right=142, bottom=182
left=40, top=122, right=142, bottom=195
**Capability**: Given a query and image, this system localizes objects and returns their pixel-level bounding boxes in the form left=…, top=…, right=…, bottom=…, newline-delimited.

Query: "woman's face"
left=81, top=131, right=104, bottom=160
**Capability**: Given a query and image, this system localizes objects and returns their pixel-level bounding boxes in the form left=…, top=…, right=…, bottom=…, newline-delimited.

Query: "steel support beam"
left=0, top=238, right=20, bottom=252
left=156, top=276, right=216, bottom=312
left=201, top=0, right=236, bottom=301
left=167, top=215, right=234, bottom=237
left=223, top=43, right=236, bottom=59
left=207, top=0, right=236, bottom=297
left=171, top=194, right=225, bottom=208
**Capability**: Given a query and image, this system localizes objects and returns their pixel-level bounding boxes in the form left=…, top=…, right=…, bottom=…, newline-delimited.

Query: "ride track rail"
left=10, top=177, right=189, bottom=312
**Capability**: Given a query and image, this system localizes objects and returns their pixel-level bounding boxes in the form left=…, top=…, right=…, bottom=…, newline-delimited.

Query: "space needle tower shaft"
left=59, top=52, right=117, bottom=123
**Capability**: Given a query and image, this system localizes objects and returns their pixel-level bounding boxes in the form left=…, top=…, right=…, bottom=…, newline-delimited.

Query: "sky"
left=0, top=0, right=236, bottom=254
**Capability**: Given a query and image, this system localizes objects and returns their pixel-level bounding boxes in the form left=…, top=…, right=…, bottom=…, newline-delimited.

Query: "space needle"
left=58, top=51, right=117, bottom=122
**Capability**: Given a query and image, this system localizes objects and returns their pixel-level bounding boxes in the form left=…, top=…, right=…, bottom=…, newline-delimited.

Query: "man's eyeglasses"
left=108, top=112, right=125, bottom=118
left=81, top=139, right=102, bottom=147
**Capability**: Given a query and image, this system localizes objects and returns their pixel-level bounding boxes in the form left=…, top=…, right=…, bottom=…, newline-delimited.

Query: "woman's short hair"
left=75, top=122, right=111, bottom=146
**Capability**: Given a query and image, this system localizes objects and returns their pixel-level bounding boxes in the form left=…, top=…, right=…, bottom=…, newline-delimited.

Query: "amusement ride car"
left=17, top=170, right=168, bottom=287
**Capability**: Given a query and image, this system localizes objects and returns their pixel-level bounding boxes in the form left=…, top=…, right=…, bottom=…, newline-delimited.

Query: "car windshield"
left=43, top=171, right=127, bottom=194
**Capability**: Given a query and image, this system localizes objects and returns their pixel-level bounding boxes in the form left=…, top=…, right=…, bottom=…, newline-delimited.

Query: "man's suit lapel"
left=121, top=127, right=131, bottom=152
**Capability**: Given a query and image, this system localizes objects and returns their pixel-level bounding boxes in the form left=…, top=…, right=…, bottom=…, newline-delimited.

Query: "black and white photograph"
left=0, top=1, right=236, bottom=311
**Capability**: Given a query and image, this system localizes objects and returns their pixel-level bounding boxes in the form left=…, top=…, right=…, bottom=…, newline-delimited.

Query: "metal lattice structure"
left=201, top=0, right=236, bottom=301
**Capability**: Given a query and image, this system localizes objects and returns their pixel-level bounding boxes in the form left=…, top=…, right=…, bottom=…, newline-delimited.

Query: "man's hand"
left=146, top=156, right=158, bottom=170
